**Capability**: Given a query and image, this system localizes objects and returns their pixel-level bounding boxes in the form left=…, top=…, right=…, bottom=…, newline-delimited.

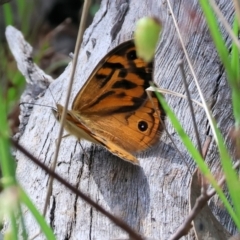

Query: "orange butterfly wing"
left=69, top=40, right=165, bottom=163
left=73, top=41, right=152, bottom=114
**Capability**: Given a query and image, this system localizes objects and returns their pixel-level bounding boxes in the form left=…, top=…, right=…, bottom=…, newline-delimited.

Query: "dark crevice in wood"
left=89, top=207, right=93, bottom=240
left=72, top=144, right=85, bottom=229
left=64, top=231, right=70, bottom=240
left=205, top=124, right=211, bottom=137
left=49, top=195, right=56, bottom=229
left=67, top=195, right=74, bottom=240
left=73, top=193, right=78, bottom=225
left=136, top=187, right=140, bottom=232
left=88, top=145, right=95, bottom=170
left=110, top=1, right=129, bottom=41
left=212, top=68, right=225, bottom=106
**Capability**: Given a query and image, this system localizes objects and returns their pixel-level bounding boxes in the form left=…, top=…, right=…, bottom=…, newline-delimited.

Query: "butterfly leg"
left=77, top=140, right=90, bottom=161
left=54, top=134, right=71, bottom=147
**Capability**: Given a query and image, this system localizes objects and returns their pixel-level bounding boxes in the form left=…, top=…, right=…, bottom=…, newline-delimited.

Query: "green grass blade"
left=155, top=90, right=240, bottom=228
left=3, top=3, right=13, bottom=26
left=199, top=0, right=240, bottom=127
left=9, top=211, right=18, bottom=240
left=18, top=204, right=28, bottom=240
left=198, top=1, right=240, bottom=227
left=231, top=18, right=240, bottom=82
left=16, top=0, right=25, bottom=20
left=199, top=0, right=235, bottom=81
left=19, top=187, right=56, bottom=240
left=230, top=17, right=240, bottom=126
left=0, top=97, right=16, bottom=183
left=214, top=121, right=240, bottom=228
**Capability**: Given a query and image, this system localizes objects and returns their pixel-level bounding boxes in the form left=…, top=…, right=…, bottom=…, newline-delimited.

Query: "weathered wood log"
left=8, top=0, right=236, bottom=239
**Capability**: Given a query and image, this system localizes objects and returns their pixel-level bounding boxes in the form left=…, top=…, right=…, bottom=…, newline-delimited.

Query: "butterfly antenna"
left=19, top=102, right=55, bottom=110
left=48, top=87, right=58, bottom=106
left=147, top=83, right=193, bottom=175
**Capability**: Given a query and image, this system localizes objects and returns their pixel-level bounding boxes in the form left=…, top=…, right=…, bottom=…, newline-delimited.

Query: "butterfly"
left=52, top=40, right=165, bottom=165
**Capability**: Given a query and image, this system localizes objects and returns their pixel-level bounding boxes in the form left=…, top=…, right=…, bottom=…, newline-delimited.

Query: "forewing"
left=72, top=40, right=153, bottom=115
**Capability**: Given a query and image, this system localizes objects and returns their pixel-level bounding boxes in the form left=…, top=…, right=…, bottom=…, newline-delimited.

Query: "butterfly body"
left=53, top=40, right=165, bottom=165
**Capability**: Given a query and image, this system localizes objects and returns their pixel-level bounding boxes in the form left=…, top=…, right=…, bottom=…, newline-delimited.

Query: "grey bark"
left=8, top=0, right=236, bottom=239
